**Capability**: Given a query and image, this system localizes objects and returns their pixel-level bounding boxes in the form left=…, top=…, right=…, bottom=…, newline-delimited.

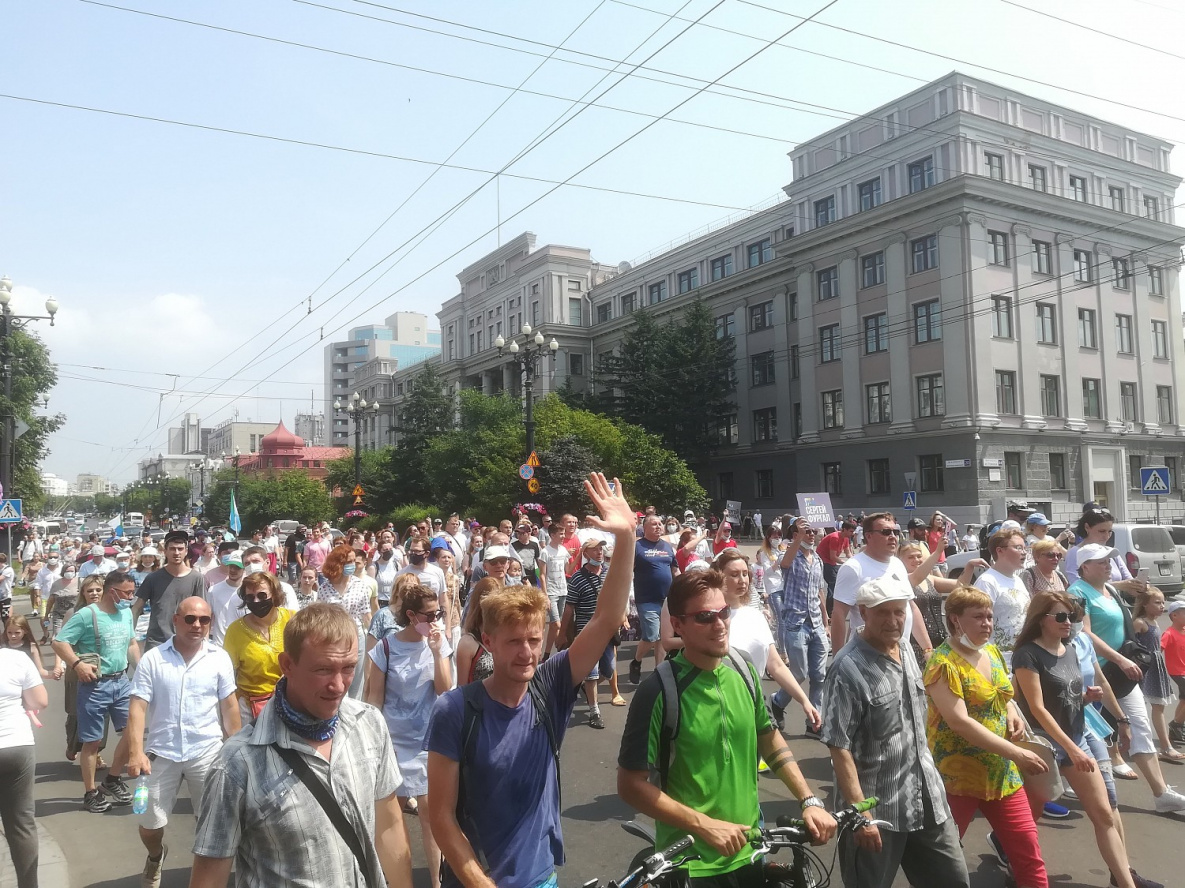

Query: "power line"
left=998, top=0, right=1185, bottom=61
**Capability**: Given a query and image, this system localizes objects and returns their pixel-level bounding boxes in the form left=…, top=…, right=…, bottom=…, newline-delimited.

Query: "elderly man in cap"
left=79, top=544, right=117, bottom=580
left=821, top=577, right=969, bottom=888
left=134, top=530, right=207, bottom=650
left=562, top=538, right=625, bottom=727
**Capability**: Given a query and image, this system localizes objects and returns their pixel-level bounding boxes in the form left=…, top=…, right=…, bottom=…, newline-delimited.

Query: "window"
left=920, top=454, right=944, bottom=492
left=1029, top=164, right=1047, bottom=192
left=868, top=458, right=890, bottom=495
left=1073, top=249, right=1092, bottom=283
left=864, top=313, right=888, bottom=354
left=822, top=462, right=842, bottom=495
left=569, top=353, right=584, bottom=376
left=1082, top=378, right=1102, bottom=418
left=1167, top=457, right=1179, bottom=490
left=1153, top=320, right=1169, bottom=359
left=468, top=332, right=475, bottom=355
left=814, top=196, right=836, bottom=227
left=1129, top=454, right=1143, bottom=490
left=568, top=297, right=583, bottom=326
left=822, top=390, right=844, bottom=429
left=1040, top=375, right=1061, bottom=417
left=1005, top=452, right=1023, bottom=489
left=793, top=402, right=801, bottom=439
left=714, top=313, right=734, bottom=339
left=986, top=153, right=1004, bottom=180
left=991, top=296, right=1013, bottom=339
left=755, top=469, right=774, bottom=499
left=596, top=302, right=612, bottom=324
left=1121, top=382, right=1139, bottom=421
left=1078, top=308, right=1097, bottom=348
left=1158, top=386, right=1174, bottom=424
left=750, top=351, right=775, bottom=386
left=677, top=268, right=699, bottom=293
left=861, top=252, right=885, bottom=287
left=753, top=407, right=777, bottom=442
left=866, top=382, right=891, bottom=424
left=1036, top=303, right=1057, bottom=344
left=749, top=301, right=773, bottom=331
left=1049, top=453, right=1066, bottom=489
left=710, top=254, right=733, bottom=281
left=1116, top=314, right=1134, bottom=354
left=648, top=281, right=666, bottom=305
left=1149, top=266, right=1164, bottom=296
left=1110, top=186, right=1125, bottom=212
left=995, top=370, right=1017, bottom=414
left=1113, top=258, right=1131, bottom=290
left=908, top=157, right=935, bottom=193
left=718, top=472, right=735, bottom=500
left=917, top=374, right=944, bottom=417
left=989, top=230, right=1010, bottom=266
left=711, top=414, right=738, bottom=446
left=858, top=178, right=882, bottom=211
left=914, top=299, right=942, bottom=343
left=568, top=279, right=582, bottom=292
left=747, top=238, right=772, bottom=268
left=788, top=293, right=798, bottom=321
left=817, top=266, right=839, bottom=300
left=620, top=292, right=635, bottom=314
left=790, top=345, right=799, bottom=379
left=1032, top=240, right=1052, bottom=275
left=911, top=235, right=938, bottom=272
left=819, top=324, right=841, bottom=363
left=1069, top=175, right=1088, bottom=202
left=1144, top=195, right=1161, bottom=220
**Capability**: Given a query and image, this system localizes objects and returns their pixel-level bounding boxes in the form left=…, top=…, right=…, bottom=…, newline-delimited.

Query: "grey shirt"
left=820, top=632, right=949, bottom=832
left=193, top=696, right=402, bottom=888
left=136, top=568, right=207, bottom=648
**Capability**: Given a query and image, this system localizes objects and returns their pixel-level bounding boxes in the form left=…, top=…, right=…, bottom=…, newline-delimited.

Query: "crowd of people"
left=0, top=490, right=1182, bottom=888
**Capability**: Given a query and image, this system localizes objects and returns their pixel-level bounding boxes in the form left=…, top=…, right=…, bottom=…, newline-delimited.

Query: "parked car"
left=1110, top=523, right=1183, bottom=597
left=1165, top=525, right=1185, bottom=572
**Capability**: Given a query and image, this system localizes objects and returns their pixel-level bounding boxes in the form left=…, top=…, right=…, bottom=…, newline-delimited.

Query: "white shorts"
left=1118, top=684, right=1157, bottom=758
left=140, top=746, right=220, bottom=830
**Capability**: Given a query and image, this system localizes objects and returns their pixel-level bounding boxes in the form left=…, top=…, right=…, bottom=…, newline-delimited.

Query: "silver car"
left=1110, top=523, right=1183, bottom=597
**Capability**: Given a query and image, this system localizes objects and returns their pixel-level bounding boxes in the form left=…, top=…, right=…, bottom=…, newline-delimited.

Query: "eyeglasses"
left=416, top=609, right=445, bottom=621
left=1046, top=612, right=1075, bottom=623
left=182, top=615, right=212, bottom=626
left=677, top=606, right=731, bottom=624
left=871, top=528, right=900, bottom=537
left=1039, top=552, right=1064, bottom=560
left=242, top=593, right=271, bottom=604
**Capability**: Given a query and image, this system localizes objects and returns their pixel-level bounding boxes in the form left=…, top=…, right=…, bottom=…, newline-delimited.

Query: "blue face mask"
left=586, top=559, right=603, bottom=569
left=116, top=597, right=134, bottom=610
left=343, top=564, right=356, bottom=576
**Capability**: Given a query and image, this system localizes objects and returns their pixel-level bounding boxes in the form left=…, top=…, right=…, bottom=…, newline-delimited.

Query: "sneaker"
left=769, top=697, right=786, bottom=732
left=1062, top=786, right=1079, bottom=801
left=1171, top=721, right=1185, bottom=746
left=1153, top=786, right=1185, bottom=813
left=629, top=659, right=642, bottom=685
left=1042, top=801, right=1071, bottom=819
left=101, top=775, right=133, bottom=806
left=1111, top=869, right=1165, bottom=888
left=986, top=831, right=1010, bottom=869
left=588, top=710, right=605, bottom=730
left=83, top=789, right=111, bottom=813
left=141, top=846, right=168, bottom=888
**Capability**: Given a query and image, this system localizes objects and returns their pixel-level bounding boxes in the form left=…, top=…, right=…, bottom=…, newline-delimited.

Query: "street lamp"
left=189, top=457, right=214, bottom=517
left=335, top=392, right=379, bottom=487
left=0, top=276, right=59, bottom=497
left=495, top=323, right=559, bottom=462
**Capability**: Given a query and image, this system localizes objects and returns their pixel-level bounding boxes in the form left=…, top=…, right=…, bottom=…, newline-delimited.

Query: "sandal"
left=96, top=758, right=110, bottom=771
left=1113, top=763, right=1139, bottom=780
left=611, top=695, right=627, bottom=707
left=401, top=798, right=419, bottom=816
left=1160, top=749, right=1185, bottom=764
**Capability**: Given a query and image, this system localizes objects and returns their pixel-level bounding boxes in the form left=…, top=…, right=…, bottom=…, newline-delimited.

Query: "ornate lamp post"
left=495, top=324, right=559, bottom=462
left=335, top=392, right=379, bottom=487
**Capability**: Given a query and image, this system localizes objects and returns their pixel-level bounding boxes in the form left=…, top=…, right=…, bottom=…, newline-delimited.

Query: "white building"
left=40, top=472, right=68, bottom=497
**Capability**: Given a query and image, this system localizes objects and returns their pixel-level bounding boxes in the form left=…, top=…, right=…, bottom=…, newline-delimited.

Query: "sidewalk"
left=0, top=823, right=69, bottom=888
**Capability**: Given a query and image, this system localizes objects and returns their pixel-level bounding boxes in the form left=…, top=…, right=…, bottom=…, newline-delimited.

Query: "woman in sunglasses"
left=1020, top=539, right=1068, bottom=597
left=222, top=572, right=293, bottom=726
left=365, top=580, right=451, bottom=882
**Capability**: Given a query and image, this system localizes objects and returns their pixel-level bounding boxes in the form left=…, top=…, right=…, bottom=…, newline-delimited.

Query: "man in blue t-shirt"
left=628, top=516, right=679, bottom=685
left=425, top=474, right=637, bottom=888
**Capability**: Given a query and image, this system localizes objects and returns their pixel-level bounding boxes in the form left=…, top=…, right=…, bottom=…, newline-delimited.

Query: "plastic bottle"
left=132, top=775, right=149, bottom=814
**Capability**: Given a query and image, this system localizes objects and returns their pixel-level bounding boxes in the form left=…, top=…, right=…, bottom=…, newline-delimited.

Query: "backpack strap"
left=653, top=659, right=701, bottom=791
left=526, top=677, right=562, bottom=813
left=455, top=681, right=490, bottom=871
left=723, top=648, right=759, bottom=709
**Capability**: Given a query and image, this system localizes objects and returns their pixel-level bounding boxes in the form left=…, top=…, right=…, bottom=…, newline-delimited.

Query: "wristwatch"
left=800, top=796, right=825, bottom=810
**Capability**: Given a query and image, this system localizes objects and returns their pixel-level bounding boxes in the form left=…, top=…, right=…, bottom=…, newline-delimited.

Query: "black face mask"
left=381, top=550, right=393, bottom=560
left=409, top=552, right=427, bottom=566
left=245, top=597, right=274, bottom=618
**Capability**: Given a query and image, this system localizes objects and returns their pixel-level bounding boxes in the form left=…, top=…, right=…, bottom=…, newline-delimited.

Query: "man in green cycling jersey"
left=618, top=569, right=835, bottom=888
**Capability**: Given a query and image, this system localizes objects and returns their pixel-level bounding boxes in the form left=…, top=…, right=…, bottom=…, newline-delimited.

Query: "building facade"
left=294, top=411, right=326, bottom=447
left=235, top=422, right=350, bottom=482
left=41, top=472, right=68, bottom=497
left=203, top=418, right=280, bottom=460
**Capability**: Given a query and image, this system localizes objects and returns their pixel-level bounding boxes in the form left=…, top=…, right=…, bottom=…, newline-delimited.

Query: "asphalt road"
left=7, top=585, right=1183, bottom=888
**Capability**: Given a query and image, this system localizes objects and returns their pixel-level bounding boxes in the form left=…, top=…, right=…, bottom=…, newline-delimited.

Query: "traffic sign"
left=527, top=451, right=541, bottom=468
left=903, top=491, right=917, bottom=511
left=1141, top=466, right=1170, bottom=496
left=519, top=464, right=535, bottom=481
left=0, top=499, right=22, bottom=523
left=527, top=478, right=540, bottom=494
left=352, top=485, right=365, bottom=497
left=904, top=472, right=917, bottom=490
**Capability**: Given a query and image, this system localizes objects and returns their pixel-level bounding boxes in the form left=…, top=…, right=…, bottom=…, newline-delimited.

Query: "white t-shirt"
left=542, top=544, right=570, bottom=600
left=833, top=552, right=914, bottom=641
left=396, top=563, right=447, bottom=597
left=207, top=579, right=245, bottom=646
left=973, top=567, right=1030, bottom=662
left=729, top=605, right=775, bottom=678
left=0, top=648, right=42, bottom=749
left=961, top=533, right=979, bottom=552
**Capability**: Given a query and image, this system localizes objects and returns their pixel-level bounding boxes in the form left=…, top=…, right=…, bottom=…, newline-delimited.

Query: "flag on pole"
left=228, top=489, right=242, bottom=536
left=104, top=513, right=124, bottom=538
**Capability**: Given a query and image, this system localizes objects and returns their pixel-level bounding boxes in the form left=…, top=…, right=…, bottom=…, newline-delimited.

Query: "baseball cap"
left=1166, top=600, right=1185, bottom=616
left=163, top=530, right=189, bottom=546
left=483, top=545, right=514, bottom=562
left=195, top=528, right=208, bottom=537
left=89, top=545, right=105, bottom=557
left=140, top=547, right=159, bottom=558
left=906, top=518, right=926, bottom=529
left=999, top=520, right=1023, bottom=532
left=1006, top=500, right=1034, bottom=514
left=1076, top=543, right=1118, bottom=564
left=225, top=552, right=244, bottom=568
left=429, top=537, right=450, bottom=552
left=855, top=577, right=913, bottom=608
left=582, top=538, right=606, bottom=552
left=1026, top=512, right=1051, bottom=526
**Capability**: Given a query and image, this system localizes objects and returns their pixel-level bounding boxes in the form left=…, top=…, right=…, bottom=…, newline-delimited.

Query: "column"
left=1130, top=257, right=1160, bottom=436
left=941, top=214, right=977, bottom=427
left=1094, top=242, right=1125, bottom=434
left=796, top=264, right=820, bottom=443
left=1055, top=234, right=1087, bottom=432
left=837, top=251, right=863, bottom=439
left=1012, top=223, right=1045, bottom=430
left=884, top=233, right=913, bottom=434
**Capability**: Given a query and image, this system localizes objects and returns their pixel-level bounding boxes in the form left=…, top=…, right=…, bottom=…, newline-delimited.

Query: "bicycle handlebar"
left=752, top=796, right=883, bottom=849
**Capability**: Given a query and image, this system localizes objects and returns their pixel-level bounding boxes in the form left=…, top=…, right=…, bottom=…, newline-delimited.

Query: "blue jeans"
left=775, top=621, right=827, bottom=711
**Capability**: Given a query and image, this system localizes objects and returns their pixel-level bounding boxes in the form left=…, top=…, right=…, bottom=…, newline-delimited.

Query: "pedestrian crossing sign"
left=903, top=491, right=917, bottom=511
left=0, top=499, right=22, bottom=523
left=1141, top=466, right=1170, bottom=496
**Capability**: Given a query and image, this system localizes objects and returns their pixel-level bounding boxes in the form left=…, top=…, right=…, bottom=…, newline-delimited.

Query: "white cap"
left=1166, top=600, right=1185, bottom=615
left=855, top=577, right=913, bottom=608
left=140, top=546, right=159, bottom=558
left=999, top=520, right=1023, bottom=532
left=483, top=545, right=515, bottom=562
left=89, top=545, right=105, bottom=557
left=1076, top=543, right=1119, bottom=564
left=684, top=559, right=710, bottom=573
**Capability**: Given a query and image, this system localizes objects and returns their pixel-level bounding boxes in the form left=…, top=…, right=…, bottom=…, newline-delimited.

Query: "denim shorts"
left=1037, top=729, right=1092, bottom=769
left=547, top=595, right=566, bottom=624
left=77, top=675, right=131, bottom=743
left=636, top=602, right=663, bottom=642
left=586, top=641, right=616, bottom=682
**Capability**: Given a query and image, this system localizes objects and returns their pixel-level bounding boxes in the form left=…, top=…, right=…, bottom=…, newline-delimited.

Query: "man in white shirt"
left=542, top=523, right=572, bottom=656
left=831, top=512, right=933, bottom=656
left=439, top=514, right=467, bottom=561
left=752, top=510, right=764, bottom=539
left=206, top=555, right=246, bottom=646
left=33, top=554, right=62, bottom=625
left=369, top=536, right=400, bottom=607
left=395, top=537, right=447, bottom=597
left=972, top=527, right=1031, bottom=664
left=127, top=596, right=240, bottom=888
left=79, top=545, right=117, bottom=580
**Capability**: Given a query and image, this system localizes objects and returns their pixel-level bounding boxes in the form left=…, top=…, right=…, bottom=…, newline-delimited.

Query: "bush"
left=386, top=503, right=439, bottom=531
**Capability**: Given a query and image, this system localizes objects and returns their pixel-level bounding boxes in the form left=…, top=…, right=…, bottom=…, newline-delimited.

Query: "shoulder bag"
left=1011, top=706, right=1064, bottom=804
left=77, top=605, right=103, bottom=671
left=1099, top=584, right=1155, bottom=697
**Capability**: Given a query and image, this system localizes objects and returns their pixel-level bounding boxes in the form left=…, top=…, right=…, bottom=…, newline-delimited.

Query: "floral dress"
left=316, top=575, right=372, bottom=628
left=924, top=642, right=1024, bottom=801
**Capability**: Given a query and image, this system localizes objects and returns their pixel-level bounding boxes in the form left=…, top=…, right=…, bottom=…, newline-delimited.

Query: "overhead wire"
left=997, top=0, right=1185, bottom=61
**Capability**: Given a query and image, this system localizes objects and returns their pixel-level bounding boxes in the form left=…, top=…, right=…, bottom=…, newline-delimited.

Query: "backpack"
left=651, top=648, right=759, bottom=790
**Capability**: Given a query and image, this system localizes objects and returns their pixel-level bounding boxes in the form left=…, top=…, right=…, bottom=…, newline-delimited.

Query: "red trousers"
left=947, top=787, right=1048, bottom=888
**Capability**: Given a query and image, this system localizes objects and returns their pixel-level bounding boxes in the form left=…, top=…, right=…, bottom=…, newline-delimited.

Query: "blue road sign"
left=519, top=464, right=535, bottom=481
left=903, top=491, right=917, bottom=511
left=0, top=499, right=22, bottom=523
left=1141, top=466, right=1170, bottom=496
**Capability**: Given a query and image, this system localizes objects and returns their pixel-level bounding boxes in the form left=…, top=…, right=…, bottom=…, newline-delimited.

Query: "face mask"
left=116, top=597, right=134, bottom=611
left=414, top=621, right=434, bottom=637
left=504, top=575, right=522, bottom=586
left=245, top=563, right=266, bottom=575
left=381, top=550, right=393, bottom=560
left=409, top=552, right=426, bottom=565
left=586, top=559, right=603, bottom=568
left=959, top=633, right=988, bottom=652
left=63, top=570, right=76, bottom=579
left=245, top=597, right=274, bottom=618
left=1068, top=621, right=1084, bottom=641
left=48, top=560, right=59, bottom=567
left=666, top=525, right=677, bottom=533
left=116, top=560, right=130, bottom=568
left=221, top=555, right=233, bottom=566
left=343, top=564, right=356, bottom=576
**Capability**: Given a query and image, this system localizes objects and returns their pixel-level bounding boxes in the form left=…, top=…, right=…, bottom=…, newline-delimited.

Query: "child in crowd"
left=1133, top=589, right=1183, bottom=761
left=1161, top=599, right=1185, bottom=747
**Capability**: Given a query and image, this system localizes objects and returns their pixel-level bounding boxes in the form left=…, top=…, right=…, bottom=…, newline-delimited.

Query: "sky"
left=4, top=0, right=1184, bottom=487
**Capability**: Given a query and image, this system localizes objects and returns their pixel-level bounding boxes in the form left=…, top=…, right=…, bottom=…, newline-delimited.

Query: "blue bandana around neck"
left=273, top=676, right=339, bottom=741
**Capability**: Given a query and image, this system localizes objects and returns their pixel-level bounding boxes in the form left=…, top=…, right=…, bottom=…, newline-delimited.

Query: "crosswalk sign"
left=0, top=499, right=22, bottom=523
left=903, top=491, right=917, bottom=511
left=1141, top=466, right=1170, bottom=496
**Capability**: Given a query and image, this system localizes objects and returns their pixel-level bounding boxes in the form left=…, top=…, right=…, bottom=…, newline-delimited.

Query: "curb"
left=0, top=823, right=70, bottom=888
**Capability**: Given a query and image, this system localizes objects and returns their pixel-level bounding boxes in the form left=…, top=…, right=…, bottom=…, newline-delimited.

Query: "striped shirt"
left=566, top=567, right=603, bottom=633
left=192, top=696, right=402, bottom=887
left=820, top=633, right=948, bottom=832
left=781, top=551, right=825, bottom=631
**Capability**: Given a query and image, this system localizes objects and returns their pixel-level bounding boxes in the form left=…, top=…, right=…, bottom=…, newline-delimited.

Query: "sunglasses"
left=416, top=609, right=445, bottom=621
left=1046, top=612, right=1075, bottom=623
left=242, top=593, right=271, bottom=604
left=182, top=615, right=212, bottom=626
left=871, top=528, right=900, bottom=537
left=1039, top=552, right=1064, bottom=560
left=677, top=606, right=731, bottom=625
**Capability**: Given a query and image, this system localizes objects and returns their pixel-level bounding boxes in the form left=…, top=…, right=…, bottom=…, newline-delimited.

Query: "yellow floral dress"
left=924, top=642, right=1023, bottom=800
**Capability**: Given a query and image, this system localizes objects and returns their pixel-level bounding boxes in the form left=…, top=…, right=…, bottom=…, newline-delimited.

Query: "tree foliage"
left=123, top=478, right=192, bottom=520
left=204, top=470, right=333, bottom=533
left=3, top=329, right=65, bottom=510
left=535, top=436, right=597, bottom=516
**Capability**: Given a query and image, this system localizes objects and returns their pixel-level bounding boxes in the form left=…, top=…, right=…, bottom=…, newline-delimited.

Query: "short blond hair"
left=898, top=542, right=927, bottom=560
left=943, top=585, right=994, bottom=635
left=284, top=602, right=357, bottom=663
left=481, top=586, right=548, bottom=636
left=1030, top=538, right=1064, bottom=559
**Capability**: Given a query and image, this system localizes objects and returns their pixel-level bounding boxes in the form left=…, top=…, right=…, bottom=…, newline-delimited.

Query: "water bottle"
left=132, top=775, right=149, bottom=814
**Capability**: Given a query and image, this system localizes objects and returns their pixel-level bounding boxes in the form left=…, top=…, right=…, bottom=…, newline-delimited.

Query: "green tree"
left=389, top=362, right=454, bottom=505
left=324, top=448, right=390, bottom=512
left=204, top=471, right=333, bottom=533
left=93, top=493, right=121, bottom=517
left=2, top=329, right=65, bottom=510
left=535, top=435, right=597, bottom=516
left=422, top=391, right=520, bottom=521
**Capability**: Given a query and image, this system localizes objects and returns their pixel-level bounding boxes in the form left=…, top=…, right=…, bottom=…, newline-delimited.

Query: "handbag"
left=271, top=743, right=378, bottom=888
left=1100, top=585, right=1156, bottom=696
left=247, top=694, right=273, bottom=719
left=77, top=605, right=103, bottom=671
left=1011, top=707, right=1064, bottom=803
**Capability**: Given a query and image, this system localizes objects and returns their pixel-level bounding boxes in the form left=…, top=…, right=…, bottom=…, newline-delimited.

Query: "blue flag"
left=228, top=489, right=242, bottom=536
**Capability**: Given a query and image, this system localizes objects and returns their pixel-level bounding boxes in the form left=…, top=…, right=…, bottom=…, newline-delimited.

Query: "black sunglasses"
left=677, top=606, right=731, bottom=624
left=416, top=609, right=445, bottom=621
left=182, top=614, right=212, bottom=626
left=1046, top=612, right=1075, bottom=623
left=242, top=593, right=271, bottom=604
left=871, top=528, right=900, bottom=537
